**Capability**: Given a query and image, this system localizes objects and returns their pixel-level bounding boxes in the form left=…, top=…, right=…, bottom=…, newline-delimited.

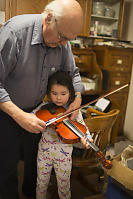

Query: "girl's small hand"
left=81, top=137, right=93, bottom=149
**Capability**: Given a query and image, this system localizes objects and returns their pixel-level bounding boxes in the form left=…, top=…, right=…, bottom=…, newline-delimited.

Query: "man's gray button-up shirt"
left=0, top=14, right=83, bottom=110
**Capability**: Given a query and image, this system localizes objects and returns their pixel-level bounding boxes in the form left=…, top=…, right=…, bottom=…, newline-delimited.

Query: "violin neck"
left=86, top=138, right=99, bottom=152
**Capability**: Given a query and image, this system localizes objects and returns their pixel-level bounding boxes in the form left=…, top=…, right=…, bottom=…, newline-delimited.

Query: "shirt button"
left=51, top=67, right=56, bottom=72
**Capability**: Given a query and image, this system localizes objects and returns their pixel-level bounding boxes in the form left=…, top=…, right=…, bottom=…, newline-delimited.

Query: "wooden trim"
left=5, top=0, right=17, bottom=21
left=118, top=0, right=125, bottom=39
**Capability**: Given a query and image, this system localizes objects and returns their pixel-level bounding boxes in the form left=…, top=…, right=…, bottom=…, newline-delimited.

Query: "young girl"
left=34, top=71, right=92, bottom=199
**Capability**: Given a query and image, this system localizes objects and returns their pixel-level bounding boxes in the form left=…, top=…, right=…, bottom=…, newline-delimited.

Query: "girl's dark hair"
left=47, top=71, right=75, bottom=104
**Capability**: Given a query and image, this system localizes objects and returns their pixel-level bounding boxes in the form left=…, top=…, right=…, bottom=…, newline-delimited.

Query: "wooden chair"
left=72, top=108, right=120, bottom=195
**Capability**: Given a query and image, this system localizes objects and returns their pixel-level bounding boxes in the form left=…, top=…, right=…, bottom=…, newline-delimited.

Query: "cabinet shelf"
left=91, top=14, right=118, bottom=21
left=89, top=35, right=117, bottom=40
left=106, top=0, right=121, bottom=4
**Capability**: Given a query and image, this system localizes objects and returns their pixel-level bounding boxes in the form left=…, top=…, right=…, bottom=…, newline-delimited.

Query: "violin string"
left=63, top=119, right=85, bottom=138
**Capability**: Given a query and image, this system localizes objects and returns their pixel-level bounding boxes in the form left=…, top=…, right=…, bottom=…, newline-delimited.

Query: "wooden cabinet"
left=10, top=0, right=51, bottom=15
left=0, top=0, right=15, bottom=24
left=0, top=0, right=51, bottom=26
left=76, top=0, right=92, bottom=37
left=89, top=0, right=125, bottom=40
left=0, top=0, right=125, bottom=40
left=0, top=0, right=5, bottom=26
left=93, top=46, right=133, bottom=143
left=76, top=0, right=125, bottom=39
left=72, top=48, right=103, bottom=95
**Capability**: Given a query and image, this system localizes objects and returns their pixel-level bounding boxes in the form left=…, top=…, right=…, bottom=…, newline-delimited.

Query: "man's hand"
left=15, top=112, right=46, bottom=133
left=0, top=101, right=46, bottom=133
left=65, top=92, right=82, bottom=120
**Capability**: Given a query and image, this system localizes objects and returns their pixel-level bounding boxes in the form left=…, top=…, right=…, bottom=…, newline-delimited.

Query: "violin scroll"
left=97, top=151, right=112, bottom=169
left=86, top=139, right=112, bottom=169
left=103, top=160, right=112, bottom=169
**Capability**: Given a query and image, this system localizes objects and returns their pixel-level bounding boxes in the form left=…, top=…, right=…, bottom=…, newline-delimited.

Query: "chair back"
left=72, top=108, right=120, bottom=168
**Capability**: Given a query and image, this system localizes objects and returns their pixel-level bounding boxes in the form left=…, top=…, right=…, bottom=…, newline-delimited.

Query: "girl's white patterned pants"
left=36, top=139, right=73, bottom=199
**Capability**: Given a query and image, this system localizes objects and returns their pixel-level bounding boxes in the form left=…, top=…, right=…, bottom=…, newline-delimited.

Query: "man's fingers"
left=70, top=110, right=79, bottom=120
left=39, top=120, right=46, bottom=128
left=64, top=108, right=73, bottom=114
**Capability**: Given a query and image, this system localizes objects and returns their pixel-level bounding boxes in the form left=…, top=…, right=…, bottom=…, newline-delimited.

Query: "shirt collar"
left=31, top=14, right=44, bottom=45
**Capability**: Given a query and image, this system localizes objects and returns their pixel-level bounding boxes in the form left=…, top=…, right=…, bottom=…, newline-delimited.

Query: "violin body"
left=36, top=103, right=86, bottom=144
left=56, top=120, right=87, bottom=144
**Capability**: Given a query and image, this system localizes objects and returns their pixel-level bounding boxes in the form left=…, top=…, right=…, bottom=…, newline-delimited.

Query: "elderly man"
left=0, top=0, right=83, bottom=198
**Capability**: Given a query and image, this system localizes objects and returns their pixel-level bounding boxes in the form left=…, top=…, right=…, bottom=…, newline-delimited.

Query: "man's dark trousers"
left=0, top=111, right=40, bottom=199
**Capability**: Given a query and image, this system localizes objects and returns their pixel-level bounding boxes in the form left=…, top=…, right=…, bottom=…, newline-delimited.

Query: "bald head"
left=58, top=0, right=83, bottom=18
left=43, top=0, right=83, bottom=37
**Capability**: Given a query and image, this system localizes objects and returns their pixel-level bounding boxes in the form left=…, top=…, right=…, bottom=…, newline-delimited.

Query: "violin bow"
left=46, top=83, right=129, bottom=126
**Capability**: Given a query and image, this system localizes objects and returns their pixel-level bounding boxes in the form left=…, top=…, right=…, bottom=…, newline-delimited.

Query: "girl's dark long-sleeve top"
left=0, top=14, right=83, bottom=110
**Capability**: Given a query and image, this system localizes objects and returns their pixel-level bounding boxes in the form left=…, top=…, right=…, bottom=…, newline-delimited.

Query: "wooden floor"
left=18, top=160, right=106, bottom=199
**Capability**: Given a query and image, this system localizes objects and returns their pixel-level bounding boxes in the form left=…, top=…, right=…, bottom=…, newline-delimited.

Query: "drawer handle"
left=115, top=80, right=120, bottom=85
left=117, top=59, right=122, bottom=64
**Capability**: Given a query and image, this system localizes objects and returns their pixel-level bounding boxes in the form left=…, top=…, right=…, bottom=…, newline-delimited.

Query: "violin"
left=36, top=103, right=112, bottom=169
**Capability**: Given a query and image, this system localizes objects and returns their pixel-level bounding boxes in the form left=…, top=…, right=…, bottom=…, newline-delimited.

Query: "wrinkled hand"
left=65, top=95, right=82, bottom=120
left=81, top=137, right=93, bottom=149
left=15, top=112, right=46, bottom=134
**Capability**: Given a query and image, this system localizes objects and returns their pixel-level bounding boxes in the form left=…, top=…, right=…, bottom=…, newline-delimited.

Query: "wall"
left=123, top=0, right=133, bottom=141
